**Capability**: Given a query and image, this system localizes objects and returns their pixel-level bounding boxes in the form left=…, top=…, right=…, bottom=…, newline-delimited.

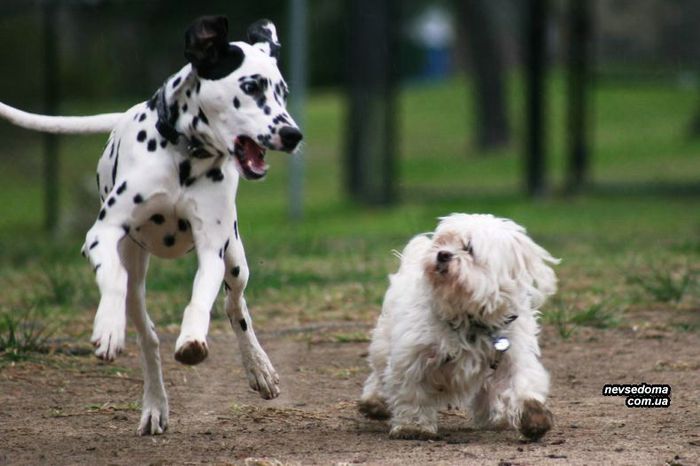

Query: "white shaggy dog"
left=359, top=213, right=559, bottom=441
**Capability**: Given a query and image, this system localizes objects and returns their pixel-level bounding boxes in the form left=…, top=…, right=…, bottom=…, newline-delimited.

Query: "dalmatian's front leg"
left=83, top=222, right=129, bottom=361
left=223, top=229, right=280, bottom=399
left=174, top=233, right=225, bottom=364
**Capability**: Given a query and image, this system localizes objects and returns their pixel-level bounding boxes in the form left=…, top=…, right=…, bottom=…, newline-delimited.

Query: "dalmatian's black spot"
left=192, top=116, right=199, bottom=128
left=196, top=80, right=201, bottom=93
left=197, top=108, right=209, bottom=125
left=168, top=100, right=179, bottom=116
left=147, top=139, right=157, bottom=152
left=116, top=181, right=127, bottom=195
left=273, top=114, right=290, bottom=125
left=89, top=240, right=99, bottom=250
left=96, top=173, right=100, bottom=191
left=107, top=197, right=116, bottom=207
left=185, top=177, right=197, bottom=187
left=264, top=105, right=271, bottom=115
left=98, top=209, right=106, bottom=220
left=172, top=77, right=181, bottom=88
left=186, top=89, right=191, bottom=98
left=182, top=103, right=188, bottom=112
left=122, top=224, right=130, bottom=234
left=233, top=97, right=240, bottom=109
left=147, top=95, right=157, bottom=110
left=104, top=186, right=109, bottom=195
left=224, top=239, right=230, bottom=252
left=234, top=220, right=239, bottom=239
left=111, top=146, right=120, bottom=185
left=139, top=113, right=146, bottom=122
left=160, top=139, right=167, bottom=149
left=151, top=214, right=165, bottom=224
left=239, top=319, right=247, bottom=332
left=206, top=168, right=224, bottom=182
left=137, top=130, right=147, bottom=142
left=133, top=194, right=143, bottom=204
left=109, top=141, right=115, bottom=158
left=94, top=264, right=102, bottom=272
left=178, top=160, right=191, bottom=186
left=232, top=266, right=240, bottom=277
left=163, top=234, right=176, bottom=247
left=178, top=219, right=189, bottom=232
left=218, top=249, right=223, bottom=259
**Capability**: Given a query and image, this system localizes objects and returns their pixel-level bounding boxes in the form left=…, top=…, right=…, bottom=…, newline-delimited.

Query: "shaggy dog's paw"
left=244, top=351, right=280, bottom=400
left=91, top=312, right=126, bottom=362
left=138, top=395, right=169, bottom=436
left=389, top=424, right=439, bottom=440
left=358, top=397, right=391, bottom=420
left=174, top=338, right=209, bottom=365
left=519, top=399, right=553, bottom=441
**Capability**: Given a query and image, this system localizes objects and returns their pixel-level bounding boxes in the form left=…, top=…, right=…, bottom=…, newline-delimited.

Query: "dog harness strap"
left=155, top=87, right=182, bottom=145
left=154, top=86, right=216, bottom=160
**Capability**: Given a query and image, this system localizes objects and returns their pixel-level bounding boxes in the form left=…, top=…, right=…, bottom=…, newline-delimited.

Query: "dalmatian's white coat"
left=0, top=16, right=302, bottom=435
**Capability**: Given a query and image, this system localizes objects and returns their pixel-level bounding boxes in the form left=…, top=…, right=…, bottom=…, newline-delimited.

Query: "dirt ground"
left=1, top=312, right=699, bottom=466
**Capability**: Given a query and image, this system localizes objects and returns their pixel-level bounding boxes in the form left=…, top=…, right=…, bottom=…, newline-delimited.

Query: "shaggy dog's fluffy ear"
left=509, top=227, right=560, bottom=308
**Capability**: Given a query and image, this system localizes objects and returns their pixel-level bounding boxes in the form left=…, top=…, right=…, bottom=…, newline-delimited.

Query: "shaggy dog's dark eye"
left=241, top=81, right=261, bottom=94
left=463, top=241, right=473, bottom=255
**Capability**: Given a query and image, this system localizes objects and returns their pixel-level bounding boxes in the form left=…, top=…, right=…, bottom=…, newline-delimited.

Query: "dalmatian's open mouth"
left=233, top=136, right=268, bottom=180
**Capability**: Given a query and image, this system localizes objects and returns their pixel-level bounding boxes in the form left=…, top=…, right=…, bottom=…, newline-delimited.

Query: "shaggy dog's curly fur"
left=359, top=213, right=559, bottom=441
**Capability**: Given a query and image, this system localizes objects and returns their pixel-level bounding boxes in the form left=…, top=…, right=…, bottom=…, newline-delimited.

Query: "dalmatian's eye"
left=241, top=81, right=261, bottom=95
left=463, top=241, right=473, bottom=255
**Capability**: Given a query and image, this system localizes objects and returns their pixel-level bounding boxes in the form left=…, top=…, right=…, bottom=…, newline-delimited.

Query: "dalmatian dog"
left=0, top=16, right=302, bottom=435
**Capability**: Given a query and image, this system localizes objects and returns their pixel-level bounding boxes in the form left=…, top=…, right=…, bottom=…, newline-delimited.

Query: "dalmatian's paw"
left=138, top=394, right=169, bottom=436
left=174, top=336, right=209, bottom=365
left=91, top=307, right=126, bottom=361
left=243, top=349, right=280, bottom=400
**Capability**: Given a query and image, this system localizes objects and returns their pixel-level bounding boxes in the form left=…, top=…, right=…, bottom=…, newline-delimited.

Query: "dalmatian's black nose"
left=279, top=126, right=303, bottom=151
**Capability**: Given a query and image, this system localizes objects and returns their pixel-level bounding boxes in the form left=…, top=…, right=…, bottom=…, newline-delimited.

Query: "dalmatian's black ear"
left=247, top=19, right=281, bottom=60
left=185, top=15, right=244, bottom=80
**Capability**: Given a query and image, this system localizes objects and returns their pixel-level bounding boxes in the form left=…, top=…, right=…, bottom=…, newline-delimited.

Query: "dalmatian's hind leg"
left=118, top=238, right=169, bottom=435
left=83, top=222, right=129, bottom=361
left=223, top=234, right=280, bottom=399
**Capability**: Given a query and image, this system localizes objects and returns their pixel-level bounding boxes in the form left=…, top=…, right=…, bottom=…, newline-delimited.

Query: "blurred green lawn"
left=0, top=73, right=698, bottom=346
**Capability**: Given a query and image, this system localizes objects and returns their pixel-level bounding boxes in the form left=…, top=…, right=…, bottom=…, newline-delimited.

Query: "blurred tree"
left=345, top=0, right=397, bottom=205
left=566, top=0, right=592, bottom=193
left=457, top=0, right=511, bottom=150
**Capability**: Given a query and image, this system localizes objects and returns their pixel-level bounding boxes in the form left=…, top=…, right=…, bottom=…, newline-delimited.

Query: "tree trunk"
left=461, top=0, right=511, bottom=151
left=344, top=0, right=397, bottom=205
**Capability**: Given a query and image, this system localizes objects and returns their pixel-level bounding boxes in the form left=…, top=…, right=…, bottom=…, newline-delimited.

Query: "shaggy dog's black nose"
left=437, top=251, right=453, bottom=263
left=279, top=126, right=303, bottom=151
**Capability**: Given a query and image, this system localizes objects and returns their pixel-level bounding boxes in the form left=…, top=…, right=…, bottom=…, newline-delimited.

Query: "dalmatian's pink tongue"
left=236, top=136, right=268, bottom=177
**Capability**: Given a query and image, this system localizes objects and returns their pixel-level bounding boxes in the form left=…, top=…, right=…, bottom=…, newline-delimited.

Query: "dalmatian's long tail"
left=0, top=101, right=121, bottom=134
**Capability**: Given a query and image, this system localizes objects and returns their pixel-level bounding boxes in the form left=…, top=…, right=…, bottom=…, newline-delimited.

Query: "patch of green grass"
left=541, top=305, right=577, bottom=340
left=543, top=299, right=622, bottom=339
left=628, top=267, right=696, bottom=304
left=568, top=301, right=621, bottom=329
left=0, top=307, right=54, bottom=360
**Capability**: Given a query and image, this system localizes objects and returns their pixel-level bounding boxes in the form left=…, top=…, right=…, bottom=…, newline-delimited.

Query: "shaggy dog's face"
left=422, top=214, right=558, bottom=319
